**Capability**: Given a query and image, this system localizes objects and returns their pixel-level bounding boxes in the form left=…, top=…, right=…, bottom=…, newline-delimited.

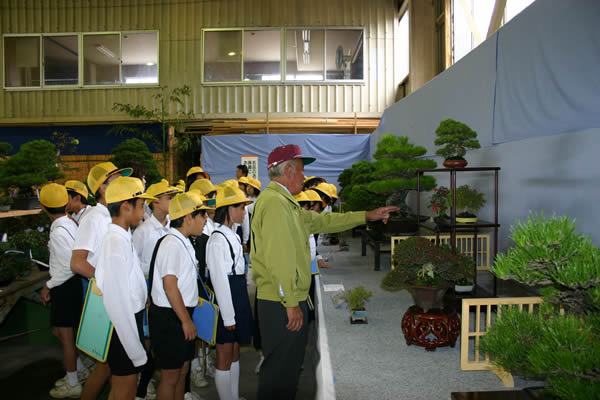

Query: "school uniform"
left=149, top=228, right=198, bottom=369
left=206, top=224, right=253, bottom=345
left=202, top=216, right=215, bottom=236
left=47, top=215, right=82, bottom=327
left=95, top=224, right=148, bottom=376
left=132, top=214, right=170, bottom=277
left=71, top=205, right=91, bottom=225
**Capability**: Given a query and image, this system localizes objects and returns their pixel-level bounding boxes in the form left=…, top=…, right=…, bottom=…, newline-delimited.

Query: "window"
left=122, top=32, right=158, bottom=84
left=43, top=35, right=78, bottom=86
left=325, top=29, right=363, bottom=80
left=4, top=36, right=41, bottom=88
left=3, top=31, right=158, bottom=89
left=244, top=30, right=281, bottom=81
left=397, top=11, right=409, bottom=82
left=203, top=30, right=242, bottom=82
left=202, top=27, right=365, bottom=83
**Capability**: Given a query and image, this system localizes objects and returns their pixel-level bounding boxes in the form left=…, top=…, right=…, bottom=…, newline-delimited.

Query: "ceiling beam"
left=458, top=0, right=482, bottom=45
left=487, top=0, right=507, bottom=38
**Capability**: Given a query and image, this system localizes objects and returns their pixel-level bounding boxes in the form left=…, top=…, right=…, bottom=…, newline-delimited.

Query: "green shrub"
left=342, top=286, right=373, bottom=311
left=446, top=185, right=486, bottom=216
left=434, top=118, right=480, bottom=160
left=109, top=138, right=162, bottom=185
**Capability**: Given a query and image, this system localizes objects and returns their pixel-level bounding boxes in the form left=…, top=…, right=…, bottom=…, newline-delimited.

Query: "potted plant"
left=434, top=119, right=481, bottom=168
left=446, top=185, right=485, bottom=223
left=109, top=138, right=163, bottom=185
left=0, top=140, right=64, bottom=209
left=382, top=237, right=474, bottom=311
left=0, top=242, right=32, bottom=286
left=427, top=186, right=450, bottom=224
left=480, top=213, right=600, bottom=398
left=339, top=135, right=437, bottom=234
left=0, top=196, right=13, bottom=212
left=342, top=286, right=373, bottom=324
left=10, top=230, right=50, bottom=269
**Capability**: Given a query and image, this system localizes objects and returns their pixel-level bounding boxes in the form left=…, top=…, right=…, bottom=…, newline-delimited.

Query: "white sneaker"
left=147, top=378, right=157, bottom=395
left=184, top=392, right=205, bottom=400
left=255, top=353, right=264, bottom=374
left=54, top=368, right=90, bottom=386
left=191, top=368, right=209, bottom=388
left=49, top=382, right=82, bottom=398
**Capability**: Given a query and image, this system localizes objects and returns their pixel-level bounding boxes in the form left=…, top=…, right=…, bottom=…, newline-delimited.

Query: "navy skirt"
left=216, top=275, right=253, bottom=345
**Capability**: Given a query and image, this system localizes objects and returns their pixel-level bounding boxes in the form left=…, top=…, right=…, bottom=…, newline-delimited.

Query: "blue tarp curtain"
left=201, top=133, right=371, bottom=188
left=491, top=0, right=600, bottom=144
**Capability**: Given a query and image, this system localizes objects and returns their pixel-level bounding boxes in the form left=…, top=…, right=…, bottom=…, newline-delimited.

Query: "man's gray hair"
left=268, top=159, right=296, bottom=179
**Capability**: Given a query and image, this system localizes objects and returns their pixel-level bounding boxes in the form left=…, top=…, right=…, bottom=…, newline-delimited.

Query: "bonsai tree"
left=339, top=135, right=436, bottom=214
left=479, top=213, right=600, bottom=399
left=446, top=185, right=485, bottom=218
left=428, top=186, right=450, bottom=218
left=109, top=138, right=162, bottom=185
left=0, top=142, right=12, bottom=161
left=0, top=196, right=13, bottom=207
left=0, top=140, right=64, bottom=197
left=382, top=237, right=474, bottom=291
left=434, top=119, right=480, bottom=161
left=342, top=286, right=373, bottom=311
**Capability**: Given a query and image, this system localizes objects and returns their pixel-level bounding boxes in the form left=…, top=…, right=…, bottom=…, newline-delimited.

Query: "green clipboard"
left=76, top=278, right=114, bottom=362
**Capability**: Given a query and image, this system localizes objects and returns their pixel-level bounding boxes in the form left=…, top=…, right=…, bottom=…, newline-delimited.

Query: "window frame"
left=42, top=33, right=80, bottom=89
left=201, top=26, right=366, bottom=85
left=2, top=33, right=43, bottom=90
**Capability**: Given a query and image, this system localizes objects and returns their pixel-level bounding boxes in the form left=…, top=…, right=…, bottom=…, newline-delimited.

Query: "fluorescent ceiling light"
left=125, top=76, right=158, bottom=84
left=95, top=44, right=116, bottom=58
left=228, top=51, right=236, bottom=56
left=146, top=62, right=155, bottom=66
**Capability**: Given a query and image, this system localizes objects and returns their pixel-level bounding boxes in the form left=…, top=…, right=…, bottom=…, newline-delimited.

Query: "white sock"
left=191, top=357, right=200, bottom=371
left=215, top=369, right=233, bottom=400
left=230, top=361, right=240, bottom=400
left=76, top=357, right=85, bottom=371
left=66, top=370, right=78, bottom=387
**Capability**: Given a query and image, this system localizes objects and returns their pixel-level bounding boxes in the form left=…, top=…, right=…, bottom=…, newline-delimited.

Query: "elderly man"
left=251, top=144, right=397, bottom=399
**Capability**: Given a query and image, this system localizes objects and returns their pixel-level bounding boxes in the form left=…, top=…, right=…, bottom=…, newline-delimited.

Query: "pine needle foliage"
left=109, top=139, right=163, bottom=185
left=434, top=119, right=480, bottom=160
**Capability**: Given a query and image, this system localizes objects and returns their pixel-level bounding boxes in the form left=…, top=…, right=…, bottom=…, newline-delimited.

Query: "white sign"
left=241, top=155, right=259, bottom=179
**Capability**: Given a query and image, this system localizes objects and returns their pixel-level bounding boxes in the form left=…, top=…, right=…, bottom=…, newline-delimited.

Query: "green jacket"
left=250, top=181, right=366, bottom=307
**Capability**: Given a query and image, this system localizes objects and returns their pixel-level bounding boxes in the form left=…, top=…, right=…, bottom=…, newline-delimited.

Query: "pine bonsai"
left=109, top=138, right=163, bottom=185
left=339, top=135, right=436, bottom=214
left=0, top=140, right=64, bottom=197
left=342, top=286, right=373, bottom=311
left=480, top=213, right=600, bottom=399
left=434, top=119, right=480, bottom=161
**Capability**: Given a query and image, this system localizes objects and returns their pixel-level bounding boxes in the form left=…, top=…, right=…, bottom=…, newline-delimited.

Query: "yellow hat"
left=313, top=182, right=333, bottom=199
left=218, top=179, right=239, bottom=189
left=303, top=176, right=325, bottom=184
left=40, top=183, right=69, bottom=208
left=327, top=183, right=338, bottom=199
left=105, top=176, right=156, bottom=204
left=188, top=179, right=218, bottom=196
left=186, top=166, right=210, bottom=180
left=247, top=177, right=262, bottom=191
left=176, top=179, right=185, bottom=192
left=215, top=186, right=252, bottom=209
left=238, top=176, right=250, bottom=185
left=87, top=162, right=133, bottom=196
left=145, top=179, right=181, bottom=204
left=294, top=191, right=309, bottom=203
left=64, top=180, right=89, bottom=199
left=304, top=189, right=327, bottom=208
left=169, top=191, right=214, bottom=220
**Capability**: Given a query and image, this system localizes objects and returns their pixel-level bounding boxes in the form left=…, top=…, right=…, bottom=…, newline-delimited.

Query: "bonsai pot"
left=456, top=212, right=478, bottom=224
left=0, top=205, right=10, bottom=212
left=409, top=285, right=450, bottom=312
left=455, top=282, right=474, bottom=293
left=350, top=309, right=368, bottom=324
left=443, top=158, right=468, bottom=168
left=13, top=196, right=41, bottom=210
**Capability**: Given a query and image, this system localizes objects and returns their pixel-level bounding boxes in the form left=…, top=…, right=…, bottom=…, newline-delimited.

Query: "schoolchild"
left=305, top=189, right=333, bottom=270
left=95, top=176, right=156, bottom=400
left=302, top=176, right=325, bottom=191
left=235, top=164, right=248, bottom=180
left=71, top=161, right=132, bottom=400
left=313, top=182, right=333, bottom=213
left=206, top=186, right=252, bottom=400
left=149, top=191, right=213, bottom=400
left=238, top=176, right=249, bottom=193
left=39, top=183, right=86, bottom=399
left=241, top=177, right=261, bottom=253
left=64, top=180, right=91, bottom=225
left=131, top=179, right=180, bottom=399
left=185, top=166, right=211, bottom=191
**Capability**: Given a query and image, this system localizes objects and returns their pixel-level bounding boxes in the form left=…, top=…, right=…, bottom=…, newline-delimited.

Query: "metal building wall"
left=0, top=0, right=399, bottom=124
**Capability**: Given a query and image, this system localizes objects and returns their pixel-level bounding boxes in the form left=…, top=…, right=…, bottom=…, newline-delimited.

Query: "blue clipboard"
left=76, top=278, right=114, bottom=362
left=311, top=259, right=319, bottom=275
left=192, top=296, right=220, bottom=346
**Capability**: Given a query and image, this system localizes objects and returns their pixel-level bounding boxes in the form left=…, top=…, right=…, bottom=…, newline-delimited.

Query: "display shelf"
left=0, top=209, right=41, bottom=219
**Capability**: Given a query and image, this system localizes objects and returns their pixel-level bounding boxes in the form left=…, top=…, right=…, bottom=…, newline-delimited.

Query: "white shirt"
left=46, top=216, right=78, bottom=289
left=202, top=217, right=215, bottom=236
left=240, top=198, right=256, bottom=245
left=132, top=214, right=170, bottom=276
left=71, top=205, right=91, bottom=225
left=72, top=203, right=111, bottom=268
left=143, top=202, right=152, bottom=222
left=309, top=234, right=317, bottom=261
left=151, top=227, right=199, bottom=308
left=95, top=224, right=147, bottom=367
left=206, top=224, right=245, bottom=326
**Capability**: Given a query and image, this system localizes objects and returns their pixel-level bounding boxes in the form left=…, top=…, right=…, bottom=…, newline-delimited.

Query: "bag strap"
left=147, top=235, right=168, bottom=303
left=211, top=230, right=237, bottom=275
left=166, top=233, right=214, bottom=301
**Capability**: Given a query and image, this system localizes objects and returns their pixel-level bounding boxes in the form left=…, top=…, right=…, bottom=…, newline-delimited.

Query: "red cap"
left=267, top=145, right=316, bottom=169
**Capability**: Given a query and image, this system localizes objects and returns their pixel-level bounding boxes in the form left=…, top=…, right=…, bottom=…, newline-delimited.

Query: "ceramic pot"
left=0, top=205, right=10, bottom=212
left=455, top=283, right=474, bottom=293
left=409, top=285, right=449, bottom=312
left=456, top=215, right=478, bottom=224
left=350, top=309, right=368, bottom=324
left=443, top=159, right=468, bottom=168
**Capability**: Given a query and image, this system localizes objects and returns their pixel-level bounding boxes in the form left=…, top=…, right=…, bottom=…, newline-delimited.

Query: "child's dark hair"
left=170, top=209, right=206, bottom=228
left=185, top=174, right=200, bottom=191
left=108, top=198, right=138, bottom=217
left=44, top=205, right=66, bottom=215
left=67, top=190, right=88, bottom=205
left=213, top=206, right=230, bottom=225
left=237, top=164, right=248, bottom=176
left=248, top=187, right=260, bottom=197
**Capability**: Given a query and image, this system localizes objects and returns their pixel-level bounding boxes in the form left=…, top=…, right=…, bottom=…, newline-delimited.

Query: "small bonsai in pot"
left=342, top=286, right=373, bottom=324
left=0, top=195, right=13, bottom=212
left=428, top=186, right=450, bottom=224
left=382, top=237, right=474, bottom=311
left=0, top=140, right=64, bottom=209
left=446, top=185, right=485, bottom=223
left=434, top=119, right=481, bottom=168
